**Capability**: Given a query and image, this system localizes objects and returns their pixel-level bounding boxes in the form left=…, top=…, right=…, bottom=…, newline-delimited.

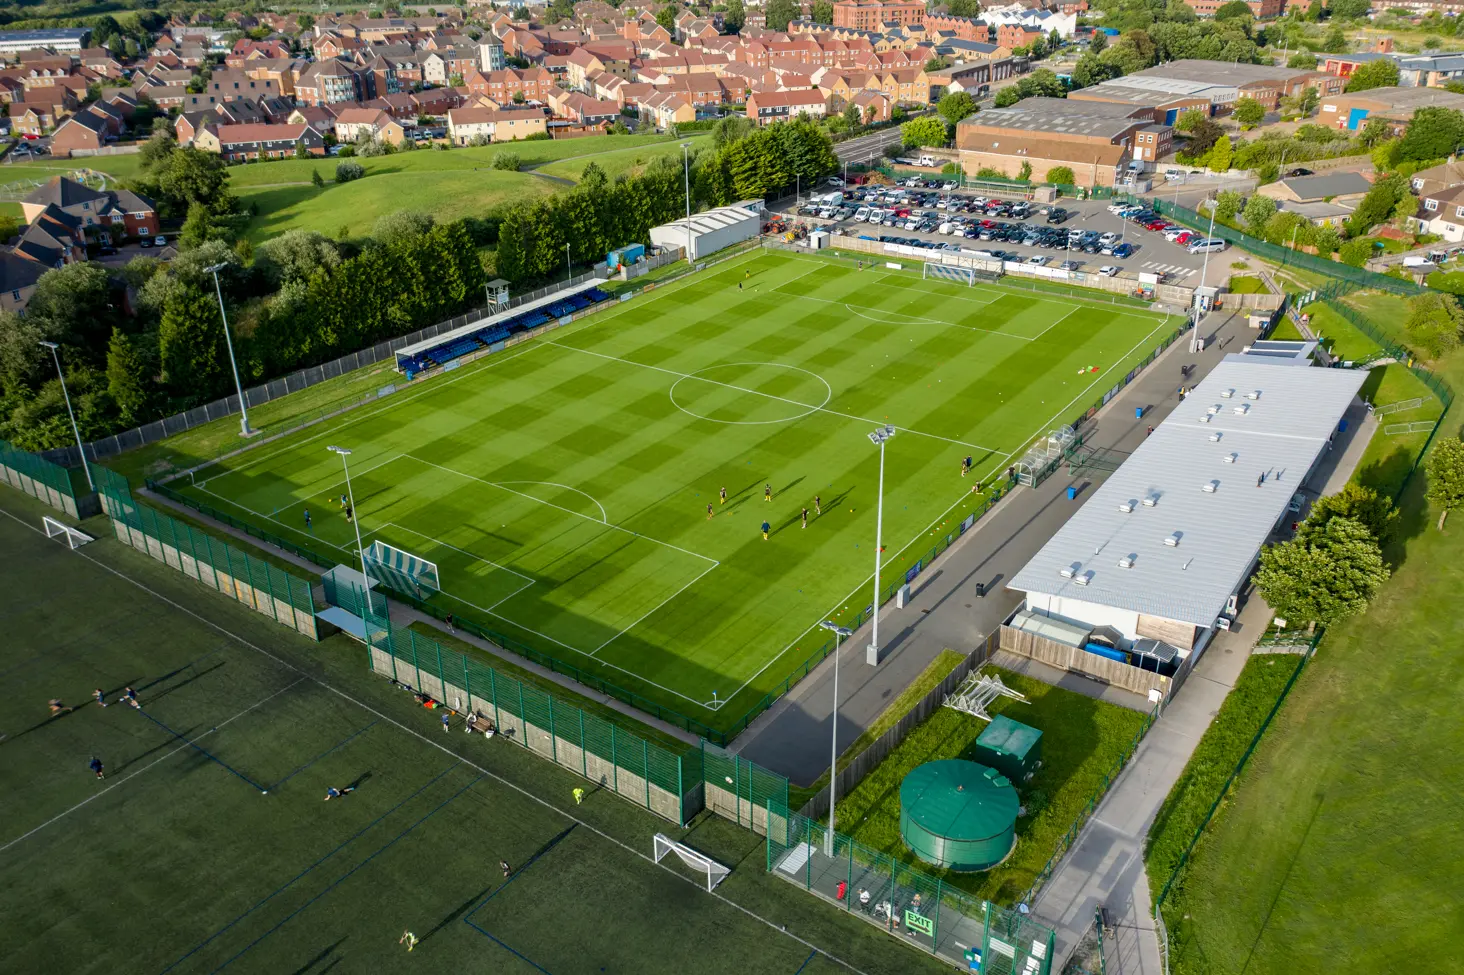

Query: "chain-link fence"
left=352, top=587, right=703, bottom=824
left=766, top=802, right=1056, bottom=974
left=92, top=465, right=318, bottom=639
left=0, top=437, right=79, bottom=516
left=701, top=739, right=790, bottom=836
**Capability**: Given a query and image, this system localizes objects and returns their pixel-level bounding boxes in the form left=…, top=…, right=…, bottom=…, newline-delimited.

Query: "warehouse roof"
left=961, top=96, right=1144, bottom=138
left=651, top=200, right=761, bottom=237
left=1127, top=58, right=1319, bottom=87
left=1008, top=359, right=1365, bottom=629
left=1337, top=85, right=1464, bottom=114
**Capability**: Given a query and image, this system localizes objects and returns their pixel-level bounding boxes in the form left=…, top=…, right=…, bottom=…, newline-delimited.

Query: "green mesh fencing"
left=765, top=802, right=1056, bottom=974
left=1132, top=196, right=1423, bottom=297
left=90, top=463, right=319, bottom=640
left=700, top=740, right=790, bottom=836
left=355, top=588, right=700, bottom=824
left=0, top=438, right=80, bottom=517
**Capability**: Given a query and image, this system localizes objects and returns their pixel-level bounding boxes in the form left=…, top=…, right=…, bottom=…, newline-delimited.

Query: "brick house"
left=445, top=106, right=549, bottom=143
left=21, top=177, right=159, bottom=242
left=194, top=123, right=326, bottom=161
left=333, top=106, right=408, bottom=144
left=746, top=88, right=829, bottom=125
left=831, top=0, right=925, bottom=30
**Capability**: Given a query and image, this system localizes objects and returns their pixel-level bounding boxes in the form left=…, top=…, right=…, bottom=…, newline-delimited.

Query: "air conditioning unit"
left=1118, top=554, right=1135, bottom=568
left=1208, top=432, right=1223, bottom=442
left=1223, top=452, right=1237, bottom=464
left=1142, top=493, right=1159, bottom=507
left=1164, top=531, right=1182, bottom=547
left=1073, top=570, right=1093, bottom=586
left=1219, top=388, right=1235, bottom=398
left=1060, top=561, right=1081, bottom=578
left=1233, top=403, right=1249, bottom=415
left=1246, top=389, right=1262, bottom=400
left=1198, top=413, right=1212, bottom=423
left=1202, top=479, right=1219, bottom=493
left=1206, top=405, right=1221, bottom=415
left=1118, top=499, right=1136, bottom=513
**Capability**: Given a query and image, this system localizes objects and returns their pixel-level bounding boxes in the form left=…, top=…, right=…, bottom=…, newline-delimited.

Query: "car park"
left=1027, top=255, right=1049, bottom=266
left=1112, top=242, right=1135, bottom=258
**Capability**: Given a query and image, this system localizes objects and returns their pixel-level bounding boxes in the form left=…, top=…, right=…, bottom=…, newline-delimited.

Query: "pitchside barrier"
left=91, top=464, right=319, bottom=640
left=0, top=437, right=82, bottom=517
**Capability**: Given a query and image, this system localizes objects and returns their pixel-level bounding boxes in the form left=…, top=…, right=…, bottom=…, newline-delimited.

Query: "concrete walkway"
left=734, top=308, right=1254, bottom=785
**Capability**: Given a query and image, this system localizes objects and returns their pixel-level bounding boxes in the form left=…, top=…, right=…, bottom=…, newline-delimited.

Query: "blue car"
left=1112, top=242, right=1136, bottom=258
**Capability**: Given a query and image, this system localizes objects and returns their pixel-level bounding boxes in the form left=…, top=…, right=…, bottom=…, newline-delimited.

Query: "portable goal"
left=653, top=833, right=730, bottom=892
left=364, top=540, right=440, bottom=598
left=923, top=262, right=977, bottom=286
left=43, top=516, right=94, bottom=550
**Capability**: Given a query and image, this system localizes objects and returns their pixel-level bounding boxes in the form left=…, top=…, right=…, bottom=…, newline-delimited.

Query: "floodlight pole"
left=682, top=141, right=693, bottom=264
left=328, top=445, right=370, bottom=592
left=204, top=262, right=253, bottom=437
left=565, top=242, right=571, bottom=283
left=39, top=340, right=92, bottom=491
left=819, top=620, right=853, bottom=856
left=867, top=426, right=894, bottom=666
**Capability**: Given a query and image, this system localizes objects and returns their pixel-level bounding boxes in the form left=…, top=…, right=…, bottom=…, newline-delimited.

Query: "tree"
left=1206, top=133, right=1233, bottom=172
left=1287, top=51, right=1318, bottom=69
left=765, top=0, right=797, bottom=31
left=1329, top=0, right=1370, bottom=18
left=1299, top=483, right=1399, bottom=548
left=1175, top=109, right=1207, bottom=134
left=372, top=210, right=435, bottom=247
left=938, top=90, right=977, bottom=128
left=1232, top=96, right=1265, bottom=129
left=656, top=4, right=677, bottom=32
left=1018, top=160, right=1032, bottom=181
left=1314, top=224, right=1341, bottom=257
left=724, top=0, right=745, bottom=30
left=1396, top=107, right=1464, bottom=163
left=492, top=151, right=522, bottom=170
left=1345, top=173, right=1409, bottom=236
left=26, top=263, right=114, bottom=359
left=1425, top=435, right=1464, bottom=529
left=255, top=230, right=341, bottom=288
left=159, top=287, right=227, bottom=397
left=1358, top=116, right=1392, bottom=148
left=1345, top=59, right=1400, bottom=93
left=1322, top=24, right=1348, bottom=53
left=178, top=201, right=216, bottom=251
left=946, top=0, right=980, bottom=14
left=1255, top=517, right=1389, bottom=627
left=1212, top=0, right=1254, bottom=18
left=105, top=328, right=153, bottom=426
left=1403, top=291, right=1464, bottom=359
left=139, top=132, right=177, bottom=170
left=1047, top=165, right=1076, bottom=185
left=811, top=0, right=834, bottom=22
left=1215, top=189, right=1244, bottom=221
left=336, top=161, right=366, bottom=183
left=1242, top=193, right=1277, bottom=235
left=901, top=115, right=949, bottom=148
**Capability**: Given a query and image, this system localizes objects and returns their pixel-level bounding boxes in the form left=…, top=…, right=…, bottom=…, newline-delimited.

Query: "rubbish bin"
left=1067, top=486, right=1077, bottom=500
left=1135, top=406, right=1144, bottom=419
left=1338, top=419, right=1348, bottom=433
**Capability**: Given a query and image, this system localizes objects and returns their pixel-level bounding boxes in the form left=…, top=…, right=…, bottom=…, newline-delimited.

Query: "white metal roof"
left=650, top=201, right=759, bottom=239
left=1009, top=359, right=1365, bottom=629
left=394, top=277, right=608, bottom=360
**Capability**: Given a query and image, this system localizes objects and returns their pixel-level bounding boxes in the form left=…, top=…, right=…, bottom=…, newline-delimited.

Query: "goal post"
left=923, top=262, right=976, bottom=286
left=364, top=539, right=440, bottom=598
left=653, top=833, right=730, bottom=892
left=43, top=516, right=94, bottom=550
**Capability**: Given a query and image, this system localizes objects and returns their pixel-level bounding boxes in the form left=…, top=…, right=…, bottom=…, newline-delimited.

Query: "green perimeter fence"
left=1135, top=196, right=1423, bottom=297
left=95, top=465, right=319, bottom=640
left=0, top=437, right=80, bottom=517
left=766, top=801, right=1057, bottom=975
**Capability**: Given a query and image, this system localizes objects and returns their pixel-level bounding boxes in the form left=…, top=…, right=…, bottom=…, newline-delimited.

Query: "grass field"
left=0, top=487, right=949, bottom=975
left=832, top=667, right=1151, bottom=904
left=164, top=248, right=1175, bottom=733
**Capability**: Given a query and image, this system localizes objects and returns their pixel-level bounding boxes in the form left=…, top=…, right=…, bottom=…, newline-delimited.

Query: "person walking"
left=89, top=757, right=105, bottom=780
left=304, top=508, right=312, bottom=531
left=92, top=688, right=107, bottom=708
left=500, top=859, right=512, bottom=878
left=814, top=495, right=822, bottom=515
left=761, top=520, right=771, bottom=541
left=801, top=507, right=808, bottom=529
left=441, top=712, right=451, bottom=733
left=399, top=931, right=418, bottom=952
left=121, top=686, right=139, bottom=709
left=572, top=787, right=586, bottom=805
left=707, top=503, right=714, bottom=520
left=49, top=698, right=73, bottom=716
left=719, top=486, right=727, bottom=505
left=764, top=483, right=772, bottom=503
left=445, top=613, right=455, bottom=634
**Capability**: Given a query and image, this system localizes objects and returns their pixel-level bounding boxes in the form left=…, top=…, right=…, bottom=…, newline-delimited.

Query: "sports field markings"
left=588, top=558, right=720, bottom=660
left=5, top=515, right=875, bottom=975
left=0, top=676, right=306, bottom=855
left=544, top=340, right=1002, bottom=454
left=767, top=283, right=1024, bottom=339
left=1029, top=306, right=1082, bottom=342
left=668, top=362, right=832, bottom=426
left=495, top=480, right=608, bottom=523
left=719, top=311, right=1180, bottom=709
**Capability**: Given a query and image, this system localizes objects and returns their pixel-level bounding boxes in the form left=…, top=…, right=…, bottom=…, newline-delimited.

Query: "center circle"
left=669, top=362, right=832, bottom=425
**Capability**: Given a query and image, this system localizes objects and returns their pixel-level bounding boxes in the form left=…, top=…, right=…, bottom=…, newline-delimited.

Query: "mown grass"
left=834, top=667, right=1150, bottom=904
left=1225, top=275, right=1267, bottom=294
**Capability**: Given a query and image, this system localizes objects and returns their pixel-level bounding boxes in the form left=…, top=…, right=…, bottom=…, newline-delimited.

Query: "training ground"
left=173, top=248, right=1175, bottom=734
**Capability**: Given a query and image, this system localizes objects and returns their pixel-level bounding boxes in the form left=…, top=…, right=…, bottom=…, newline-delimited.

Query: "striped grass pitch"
left=179, top=249, right=1173, bottom=730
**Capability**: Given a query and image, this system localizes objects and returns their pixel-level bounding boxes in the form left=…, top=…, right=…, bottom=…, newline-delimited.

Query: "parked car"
left=1026, top=255, right=1049, bottom=266
left=154, top=235, right=167, bottom=247
left=1186, top=237, right=1226, bottom=254
left=1112, top=242, right=1136, bottom=258
left=1098, top=265, right=1119, bottom=277
left=1285, top=168, right=1313, bottom=178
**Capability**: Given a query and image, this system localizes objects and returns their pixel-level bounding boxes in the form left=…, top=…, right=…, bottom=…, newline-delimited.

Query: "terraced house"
left=193, top=122, right=325, bottom=161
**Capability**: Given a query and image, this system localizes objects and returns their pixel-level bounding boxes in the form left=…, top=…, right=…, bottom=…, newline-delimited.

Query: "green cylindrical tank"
left=900, top=760, right=1018, bottom=872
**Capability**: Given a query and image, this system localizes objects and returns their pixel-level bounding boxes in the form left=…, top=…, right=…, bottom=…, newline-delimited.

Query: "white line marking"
left=1029, top=305, right=1081, bottom=342
left=590, top=559, right=719, bottom=658
left=494, top=480, right=608, bottom=524
left=0, top=677, right=305, bottom=854
left=383, top=522, right=534, bottom=583
left=668, top=362, right=832, bottom=426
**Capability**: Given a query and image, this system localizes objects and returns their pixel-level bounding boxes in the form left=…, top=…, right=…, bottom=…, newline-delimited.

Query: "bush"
left=335, top=144, right=356, bottom=158
left=523, top=131, right=552, bottom=141
left=1047, top=165, right=1075, bottom=185
left=1338, top=238, right=1373, bottom=266
left=491, top=151, right=521, bottom=171
left=335, top=161, right=366, bottom=183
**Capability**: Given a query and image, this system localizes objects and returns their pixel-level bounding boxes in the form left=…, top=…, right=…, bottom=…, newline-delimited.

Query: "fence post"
left=611, top=724, right=619, bottom=795
left=518, top=682, right=526, bottom=750
left=644, top=739, right=651, bottom=809
left=410, top=629, right=422, bottom=689
left=489, top=667, right=500, bottom=730
left=463, top=656, right=471, bottom=712
left=580, top=710, right=587, bottom=777
left=435, top=639, right=446, bottom=701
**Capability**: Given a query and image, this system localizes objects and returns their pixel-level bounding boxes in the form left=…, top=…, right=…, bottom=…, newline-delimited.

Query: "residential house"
left=334, top=106, right=408, bottom=144
left=295, top=58, right=369, bottom=105
left=184, top=71, right=286, bottom=111
left=421, top=46, right=478, bottom=84
left=831, top=0, right=925, bottom=30
left=1410, top=182, right=1464, bottom=242
left=445, top=105, right=548, bottom=143
left=639, top=89, right=695, bottom=127
left=20, top=177, right=158, bottom=241
left=746, top=88, right=829, bottom=125
left=48, top=107, right=108, bottom=156
left=1410, top=159, right=1464, bottom=198
left=194, top=122, right=325, bottom=160
left=550, top=89, right=621, bottom=124
left=0, top=250, right=46, bottom=314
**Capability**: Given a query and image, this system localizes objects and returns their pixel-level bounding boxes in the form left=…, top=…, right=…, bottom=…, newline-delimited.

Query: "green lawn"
left=0, top=487, right=948, bottom=975
left=1225, top=275, right=1267, bottom=295
left=160, top=248, right=1175, bottom=733
left=535, top=136, right=709, bottom=182
left=833, top=667, right=1151, bottom=904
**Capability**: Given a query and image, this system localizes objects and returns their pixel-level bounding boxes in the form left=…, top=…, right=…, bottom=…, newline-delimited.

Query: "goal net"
left=653, top=833, right=730, bottom=892
left=364, top=540, right=440, bottom=598
left=43, top=516, right=94, bottom=550
left=923, top=262, right=976, bottom=286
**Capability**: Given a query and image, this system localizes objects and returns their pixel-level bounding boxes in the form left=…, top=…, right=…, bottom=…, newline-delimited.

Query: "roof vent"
left=1198, top=413, right=1212, bottom=424
left=1208, top=432, right=1223, bottom=442
left=1118, top=499, right=1136, bottom=513
left=1223, top=451, right=1237, bottom=464
left=1219, top=388, right=1235, bottom=398
left=1142, top=493, right=1160, bottom=507
left=1164, top=531, right=1182, bottom=547
left=1246, top=389, right=1262, bottom=400
left=1060, top=561, right=1081, bottom=579
left=1233, top=403, right=1250, bottom=415
left=1202, top=479, right=1219, bottom=493
left=1206, top=404, right=1221, bottom=415
left=1118, top=553, right=1136, bottom=568
left=1073, top=570, right=1093, bottom=587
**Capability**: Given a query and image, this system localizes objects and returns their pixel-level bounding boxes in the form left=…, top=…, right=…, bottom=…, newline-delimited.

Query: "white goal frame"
left=653, top=833, right=730, bottom=892
left=43, top=516, right=94, bottom=550
left=364, top=539, right=441, bottom=596
left=922, top=262, right=977, bottom=286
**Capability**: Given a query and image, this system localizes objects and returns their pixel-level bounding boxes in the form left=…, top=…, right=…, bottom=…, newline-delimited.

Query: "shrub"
left=1047, top=165, right=1075, bottom=185
left=491, top=151, right=521, bottom=171
left=335, top=161, right=366, bottom=183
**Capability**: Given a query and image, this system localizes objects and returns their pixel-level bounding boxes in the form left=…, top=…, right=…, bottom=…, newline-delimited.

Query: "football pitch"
left=0, top=491, right=947, bottom=975
left=175, top=248, right=1175, bottom=731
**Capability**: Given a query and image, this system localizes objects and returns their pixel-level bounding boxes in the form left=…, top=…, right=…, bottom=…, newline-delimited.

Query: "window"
left=1426, top=198, right=1440, bottom=211
left=1456, top=206, right=1464, bottom=217
left=11, top=290, right=19, bottom=301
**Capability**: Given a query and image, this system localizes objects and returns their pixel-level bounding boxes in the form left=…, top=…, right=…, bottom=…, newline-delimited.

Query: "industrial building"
left=955, top=97, right=1168, bottom=186
left=0, top=28, right=92, bottom=54
left=648, top=200, right=762, bottom=261
left=1069, top=59, right=1343, bottom=122
left=1005, top=358, right=1365, bottom=696
left=1316, top=85, right=1464, bottom=133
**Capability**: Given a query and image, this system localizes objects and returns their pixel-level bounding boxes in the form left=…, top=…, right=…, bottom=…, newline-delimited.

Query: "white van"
left=855, top=206, right=871, bottom=222
left=1187, top=237, right=1228, bottom=254
left=918, top=155, right=937, bottom=168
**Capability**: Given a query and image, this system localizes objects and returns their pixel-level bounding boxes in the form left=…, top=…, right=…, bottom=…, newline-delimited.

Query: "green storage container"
left=900, top=760, right=1018, bottom=872
left=972, top=714, right=1042, bottom=784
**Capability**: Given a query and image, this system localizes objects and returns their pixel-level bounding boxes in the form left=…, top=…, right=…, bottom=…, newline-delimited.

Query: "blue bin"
left=1067, top=486, right=1077, bottom=500
left=1339, top=419, right=1348, bottom=433
left=1135, top=406, right=1144, bottom=419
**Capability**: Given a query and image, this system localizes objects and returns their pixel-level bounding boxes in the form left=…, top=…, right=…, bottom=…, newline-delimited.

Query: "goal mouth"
left=43, top=516, right=94, bottom=550
left=653, top=833, right=731, bottom=892
left=364, top=539, right=441, bottom=597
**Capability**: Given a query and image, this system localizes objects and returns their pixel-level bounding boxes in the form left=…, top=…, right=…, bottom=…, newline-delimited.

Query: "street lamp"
left=38, top=341, right=93, bottom=491
left=327, top=445, right=370, bottom=596
left=203, top=262, right=254, bottom=438
left=866, top=425, right=895, bottom=666
left=819, top=619, right=854, bottom=856
left=564, top=242, right=572, bottom=283
left=681, top=141, right=693, bottom=264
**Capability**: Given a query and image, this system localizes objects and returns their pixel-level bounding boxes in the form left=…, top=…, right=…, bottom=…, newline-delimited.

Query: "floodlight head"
left=38, top=340, right=59, bottom=350
left=867, top=431, right=881, bottom=445
left=883, top=425, right=896, bottom=438
left=203, top=262, right=228, bottom=274
left=327, top=445, right=352, bottom=456
left=819, top=620, right=854, bottom=638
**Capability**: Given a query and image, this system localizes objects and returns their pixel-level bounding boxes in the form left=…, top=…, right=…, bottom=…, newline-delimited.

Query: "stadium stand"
left=397, top=285, right=611, bottom=374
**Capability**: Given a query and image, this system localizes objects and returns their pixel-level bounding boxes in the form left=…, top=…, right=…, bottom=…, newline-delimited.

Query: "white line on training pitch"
left=588, top=558, right=720, bottom=659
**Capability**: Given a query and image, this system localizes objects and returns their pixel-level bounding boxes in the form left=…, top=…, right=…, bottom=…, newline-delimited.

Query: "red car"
left=1144, top=219, right=1168, bottom=231
left=1174, top=233, right=1196, bottom=246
